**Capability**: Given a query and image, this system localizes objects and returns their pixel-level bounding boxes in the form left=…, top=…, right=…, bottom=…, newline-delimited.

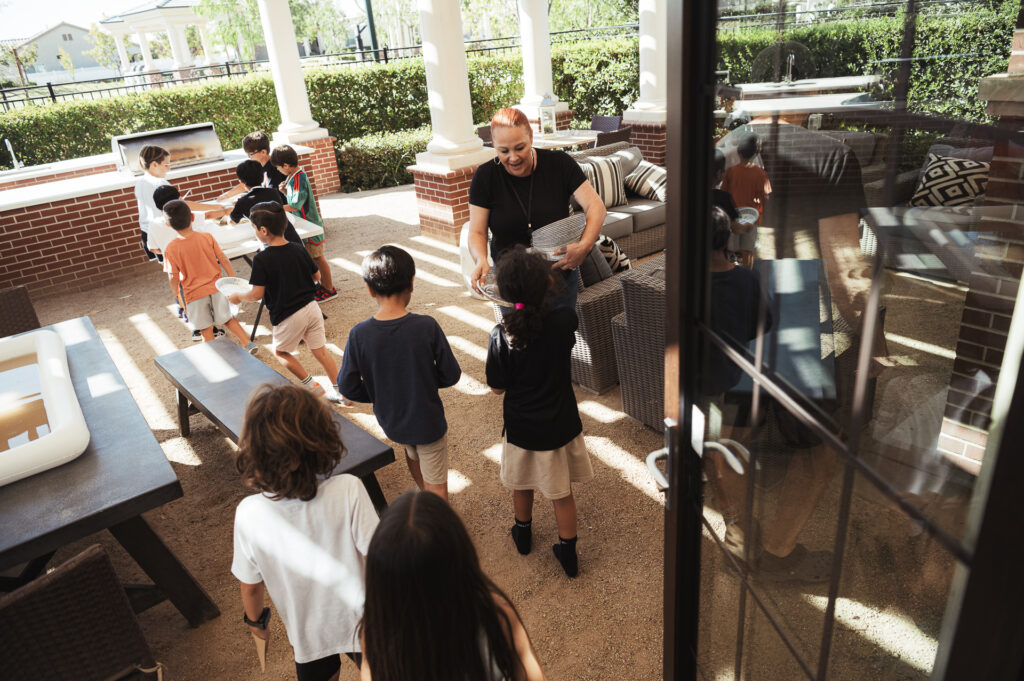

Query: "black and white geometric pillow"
left=596, top=234, right=631, bottom=273
left=910, top=153, right=989, bottom=207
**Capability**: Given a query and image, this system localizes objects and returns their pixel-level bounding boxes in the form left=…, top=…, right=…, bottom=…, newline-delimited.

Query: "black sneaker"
left=191, top=330, right=202, bottom=342
left=213, top=327, right=225, bottom=338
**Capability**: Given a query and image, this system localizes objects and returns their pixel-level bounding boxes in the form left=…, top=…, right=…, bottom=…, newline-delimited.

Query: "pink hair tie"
left=514, top=303, right=525, bottom=310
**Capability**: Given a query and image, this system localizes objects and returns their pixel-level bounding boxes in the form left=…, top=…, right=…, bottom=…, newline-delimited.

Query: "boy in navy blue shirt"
left=337, top=245, right=462, bottom=500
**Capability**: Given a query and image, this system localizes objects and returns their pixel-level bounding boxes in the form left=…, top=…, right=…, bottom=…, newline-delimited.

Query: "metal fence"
left=0, top=24, right=640, bottom=112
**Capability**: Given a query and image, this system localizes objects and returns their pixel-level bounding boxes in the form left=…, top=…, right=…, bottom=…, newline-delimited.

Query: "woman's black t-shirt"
left=485, top=307, right=583, bottom=451
left=469, top=148, right=587, bottom=262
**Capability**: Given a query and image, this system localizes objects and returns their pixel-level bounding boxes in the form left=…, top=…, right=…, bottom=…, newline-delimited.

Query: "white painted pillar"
left=136, top=31, right=156, bottom=71
left=112, top=33, right=131, bottom=73
left=515, top=0, right=568, bottom=125
left=412, top=0, right=493, bottom=171
left=198, top=25, right=215, bottom=62
left=254, top=0, right=328, bottom=143
left=166, top=24, right=191, bottom=69
left=624, top=0, right=668, bottom=122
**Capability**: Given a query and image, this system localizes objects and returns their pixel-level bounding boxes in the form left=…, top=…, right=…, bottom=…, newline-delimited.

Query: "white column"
left=255, top=0, right=328, bottom=143
left=624, top=0, right=668, bottom=123
left=515, top=0, right=568, bottom=124
left=112, top=33, right=131, bottom=73
left=198, top=25, right=215, bottom=62
left=165, top=25, right=191, bottom=69
left=412, top=0, right=494, bottom=171
left=136, top=31, right=156, bottom=71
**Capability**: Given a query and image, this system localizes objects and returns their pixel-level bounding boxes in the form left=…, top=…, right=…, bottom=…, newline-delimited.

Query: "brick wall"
left=0, top=164, right=118, bottom=192
left=626, top=121, right=667, bottom=166
left=0, top=145, right=337, bottom=299
left=937, top=13, right=1024, bottom=473
left=411, top=166, right=477, bottom=243
left=301, top=136, right=340, bottom=195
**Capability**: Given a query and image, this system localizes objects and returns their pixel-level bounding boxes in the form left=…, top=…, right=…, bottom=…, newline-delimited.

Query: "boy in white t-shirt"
left=231, top=384, right=379, bottom=681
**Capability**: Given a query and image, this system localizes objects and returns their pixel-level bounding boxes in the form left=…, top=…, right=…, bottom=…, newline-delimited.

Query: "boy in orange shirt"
left=162, top=199, right=258, bottom=352
left=722, top=132, right=771, bottom=267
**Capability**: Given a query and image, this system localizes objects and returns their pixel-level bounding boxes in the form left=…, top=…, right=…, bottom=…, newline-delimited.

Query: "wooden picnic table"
left=153, top=339, right=395, bottom=514
left=0, top=317, right=220, bottom=627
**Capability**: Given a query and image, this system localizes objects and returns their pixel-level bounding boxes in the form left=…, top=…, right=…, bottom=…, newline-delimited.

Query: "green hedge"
left=0, top=4, right=1016, bottom=172
left=335, top=126, right=431, bottom=192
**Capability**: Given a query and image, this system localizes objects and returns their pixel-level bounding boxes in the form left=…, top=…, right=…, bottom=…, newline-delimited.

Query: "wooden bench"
left=154, top=339, right=394, bottom=514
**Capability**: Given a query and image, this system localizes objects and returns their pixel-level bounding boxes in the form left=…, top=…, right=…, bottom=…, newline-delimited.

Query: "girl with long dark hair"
left=485, top=246, right=594, bottom=578
left=360, top=490, right=545, bottom=681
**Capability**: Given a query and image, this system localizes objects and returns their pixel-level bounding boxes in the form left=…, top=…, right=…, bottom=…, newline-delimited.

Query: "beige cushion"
left=616, top=199, right=666, bottom=232
left=601, top=210, right=634, bottom=240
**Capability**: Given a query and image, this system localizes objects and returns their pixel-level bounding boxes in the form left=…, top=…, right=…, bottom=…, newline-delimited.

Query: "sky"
left=0, top=0, right=140, bottom=40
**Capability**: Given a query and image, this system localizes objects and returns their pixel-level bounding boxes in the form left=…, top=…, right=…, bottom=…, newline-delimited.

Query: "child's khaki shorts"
left=273, top=300, right=326, bottom=353
left=187, top=291, right=233, bottom=330
left=404, top=434, right=449, bottom=486
left=303, top=238, right=325, bottom=259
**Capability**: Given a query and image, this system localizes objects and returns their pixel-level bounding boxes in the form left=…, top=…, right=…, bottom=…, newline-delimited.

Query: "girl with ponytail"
left=485, top=246, right=594, bottom=578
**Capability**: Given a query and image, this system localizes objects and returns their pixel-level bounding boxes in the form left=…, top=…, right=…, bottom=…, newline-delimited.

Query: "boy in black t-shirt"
left=217, top=130, right=287, bottom=202
left=337, top=246, right=462, bottom=500
left=227, top=203, right=348, bottom=404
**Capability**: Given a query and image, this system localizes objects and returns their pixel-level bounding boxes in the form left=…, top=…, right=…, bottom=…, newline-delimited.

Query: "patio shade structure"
left=99, top=0, right=215, bottom=74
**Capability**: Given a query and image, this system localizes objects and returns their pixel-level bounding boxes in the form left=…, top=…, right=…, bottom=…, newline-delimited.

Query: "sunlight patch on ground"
left=360, top=244, right=461, bottom=274
left=130, top=312, right=179, bottom=356
left=578, top=400, right=625, bottom=424
left=448, top=469, right=472, bottom=493
left=885, top=333, right=955, bottom=360
left=347, top=411, right=385, bottom=438
left=410, top=235, right=460, bottom=255
left=447, top=335, right=488, bottom=363
left=330, top=256, right=366, bottom=276
left=97, top=329, right=175, bottom=430
left=413, top=270, right=460, bottom=288
left=163, top=437, right=203, bottom=466
left=482, top=442, right=503, bottom=464
left=585, top=435, right=665, bottom=505
left=438, top=305, right=496, bottom=334
left=324, top=342, right=345, bottom=358
left=803, top=594, right=937, bottom=672
left=454, top=373, right=492, bottom=396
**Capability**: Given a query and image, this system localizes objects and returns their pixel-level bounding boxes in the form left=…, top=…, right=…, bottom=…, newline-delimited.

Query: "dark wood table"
left=153, top=339, right=395, bottom=513
left=0, top=317, right=220, bottom=627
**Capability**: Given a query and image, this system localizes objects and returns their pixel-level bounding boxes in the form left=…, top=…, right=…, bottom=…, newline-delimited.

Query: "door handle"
left=646, top=447, right=669, bottom=492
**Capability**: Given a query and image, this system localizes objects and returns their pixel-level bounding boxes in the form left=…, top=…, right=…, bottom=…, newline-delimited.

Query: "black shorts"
left=295, top=652, right=360, bottom=681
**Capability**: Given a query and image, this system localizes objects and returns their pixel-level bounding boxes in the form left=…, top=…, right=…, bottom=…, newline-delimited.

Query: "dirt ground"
left=30, top=185, right=666, bottom=681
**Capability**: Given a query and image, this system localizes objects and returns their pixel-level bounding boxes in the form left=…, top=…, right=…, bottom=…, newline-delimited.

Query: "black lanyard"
left=503, top=151, right=536, bottom=230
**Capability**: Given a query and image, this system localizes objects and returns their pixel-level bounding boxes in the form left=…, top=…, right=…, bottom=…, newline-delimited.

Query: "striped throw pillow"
left=625, top=160, right=668, bottom=202
left=578, top=156, right=627, bottom=208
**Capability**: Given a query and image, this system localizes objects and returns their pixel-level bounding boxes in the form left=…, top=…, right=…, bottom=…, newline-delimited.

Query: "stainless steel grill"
left=112, top=123, right=224, bottom=175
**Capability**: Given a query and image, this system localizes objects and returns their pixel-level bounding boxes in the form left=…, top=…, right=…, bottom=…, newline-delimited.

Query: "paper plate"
left=216, top=277, right=252, bottom=297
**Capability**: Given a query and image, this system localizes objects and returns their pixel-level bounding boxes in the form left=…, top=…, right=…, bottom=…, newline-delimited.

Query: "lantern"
left=539, top=93, right=557, bottom=136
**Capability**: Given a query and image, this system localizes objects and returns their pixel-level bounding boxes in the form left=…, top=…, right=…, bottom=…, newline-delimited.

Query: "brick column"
left=937, top=11, right=1024, bottom=473
left=627, top=121, right=667, bottom=166
left=409, top=166, right=477, bottom=244
left=300, top=135, right=340, bottom=196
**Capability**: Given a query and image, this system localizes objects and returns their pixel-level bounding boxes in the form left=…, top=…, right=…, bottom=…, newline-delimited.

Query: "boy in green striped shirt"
left=271, top=144, right=338, bottom=302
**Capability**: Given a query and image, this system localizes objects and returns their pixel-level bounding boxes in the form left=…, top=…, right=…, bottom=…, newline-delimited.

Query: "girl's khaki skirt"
left=500, top=433, right=594, bottom=500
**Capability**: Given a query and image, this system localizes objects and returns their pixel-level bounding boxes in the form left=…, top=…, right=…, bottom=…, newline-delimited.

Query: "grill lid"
left=112, top=123, right=224, bottom=175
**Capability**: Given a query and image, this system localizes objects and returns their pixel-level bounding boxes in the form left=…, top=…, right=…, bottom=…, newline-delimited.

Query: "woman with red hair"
left=467, top=108, right=606, bottom=310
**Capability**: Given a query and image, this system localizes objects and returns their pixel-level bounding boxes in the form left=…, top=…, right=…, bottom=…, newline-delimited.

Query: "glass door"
left=661, top=1, right=1024, bottom=679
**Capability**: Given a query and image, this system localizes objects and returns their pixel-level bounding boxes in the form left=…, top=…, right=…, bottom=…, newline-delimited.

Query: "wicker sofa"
left=567, top=142, right=667, bottom=261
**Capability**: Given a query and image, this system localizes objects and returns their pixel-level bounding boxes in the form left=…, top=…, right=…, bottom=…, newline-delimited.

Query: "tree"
left=0, top=41, right=37, bottom=86
left=57, top=47, right=76, bottom=80
left=85, top=24, right=134, bottom=72
left=197, top=0, right=262, bottom=60
left=149, top=32, right=172, bottom=60
left=291, top=0, right=351, bottom=52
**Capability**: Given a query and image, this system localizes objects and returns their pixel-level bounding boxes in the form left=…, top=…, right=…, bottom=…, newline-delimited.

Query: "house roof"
left=3, top=22, right=90, bottom=49
left=100, top=0, right=199, bottom=25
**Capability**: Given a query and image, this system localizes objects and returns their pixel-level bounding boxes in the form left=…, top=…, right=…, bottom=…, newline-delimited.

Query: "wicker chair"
left=594, top=125, right=633, bottom=148
left=0, top=286, right=40, bottom=338
left=611, top=255, right=667, bottom=431
left=0, top=545, right=159, bottom=681
left=590, top=115, right=622, bottom=132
